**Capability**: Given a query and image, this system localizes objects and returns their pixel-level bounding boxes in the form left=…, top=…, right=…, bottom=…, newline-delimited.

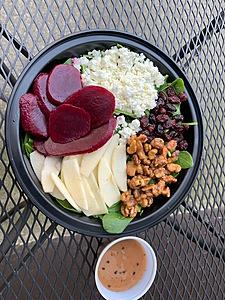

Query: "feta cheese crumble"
left=74, top=46, right=165, bottom=117
left=116, top=115, right=141, bottom=143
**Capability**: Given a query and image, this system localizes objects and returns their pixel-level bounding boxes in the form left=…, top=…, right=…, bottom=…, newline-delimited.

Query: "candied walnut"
left=133, top=154, right=141, bottom=165
left=133, top=189, right=141, bottom=199
left=127, top=140, right=137, bottom=154
left=121, top=190, right=132, bottom=202
left=167, top=163, right=181, bottom=173
left=137, top=134, right=148, bottom=143
left=151, top=138, right=164, bottom=149
left=162, top=175, right=177, bottom=183
left=154, top=155, right=167, bottom=167
left=162, top=146, right=168, bottom=157
left=143, top=165, right=154, bottom=176
left=166, top=140, right=177, bottom=152
left=154, top=167, right=167, bottom=178
left=143, top=158, right=151, bottom=165
left=127, top=161, right=137, bottom=177
left=128, top=175, right=149, bottom=189
left=121, top=203, right=138, bottom=218
left=144, top=143, right=151, bottom=153
left=136, top=164, right=143, bottom=175
left=148, top=149, right=158, bottom=160
left=161, top=186, right=170, bottom=197
left=137, top=150, right=147, bottom=160
left=136, top=192, right=153, bottom=208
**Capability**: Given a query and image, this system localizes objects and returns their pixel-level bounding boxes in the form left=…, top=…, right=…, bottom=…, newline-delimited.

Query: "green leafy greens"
left=177, top=151, right=193, bottom=169
left=55, top=198, right=81, bottom=213
left=182, top=121, right=198, bottom=126
left=64, top=58, right=72, bottom=65
left=114, top=108, right=137, bottom=119
left=157, top=77, right=185, bottom=95
left=23, top=133, right=34, bottom=156
left=102, top=201, right=133, bottom=234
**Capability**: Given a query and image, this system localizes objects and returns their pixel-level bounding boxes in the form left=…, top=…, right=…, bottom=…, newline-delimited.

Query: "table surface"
left=0, top=1, right=224, bottom=299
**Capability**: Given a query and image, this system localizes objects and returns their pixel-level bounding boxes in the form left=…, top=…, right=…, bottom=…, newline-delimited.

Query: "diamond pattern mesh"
left=0, top=0, right=224, bottom=299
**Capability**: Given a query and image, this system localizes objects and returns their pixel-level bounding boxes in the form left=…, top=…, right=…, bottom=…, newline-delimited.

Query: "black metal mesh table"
left=0, top=1, right=224, bottom=299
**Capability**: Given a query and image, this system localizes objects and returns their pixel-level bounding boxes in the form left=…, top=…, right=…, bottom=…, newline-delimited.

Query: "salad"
left=20, top=45, right=196, bottom=234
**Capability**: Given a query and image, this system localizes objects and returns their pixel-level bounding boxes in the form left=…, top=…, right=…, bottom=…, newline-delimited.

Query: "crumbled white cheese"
left=75, top=46, right=165, bottom=117
left=116, top=117, right=141, bottom=143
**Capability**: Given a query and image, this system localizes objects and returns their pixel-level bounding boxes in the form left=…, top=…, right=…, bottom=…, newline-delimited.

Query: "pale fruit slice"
left=93, top=166, right=99, bottom=185
left=51, top=173, right=81, bottom=212
left=80, top=138, right=112, bottom=177
left=103, top=133, right=119, bottom=166
left=84, top=174, right=108, bottom=216
left=41, top=156, right=61, bottom=193
left=63, top=154, right=83, bottom=165
left=112, top=143, right=127, bottom=192
left=50, top=186, right=65, bottom=200
left=62, top=157, right=88, bottom=210
left=98, top=158, right=121, bottom=207
left=30, top=150, right=45, bottom=181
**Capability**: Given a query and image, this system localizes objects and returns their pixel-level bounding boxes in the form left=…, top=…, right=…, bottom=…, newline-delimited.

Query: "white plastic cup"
left=95, top=236, right=157, bottom=300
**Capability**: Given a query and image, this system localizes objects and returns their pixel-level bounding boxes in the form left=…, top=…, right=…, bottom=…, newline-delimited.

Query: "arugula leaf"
left=144, top=109, right=150, bottom=117
left=23, top=133, right=34, bottom=156
left=64, top=58, right=72, bottom=65
left=182, top=121, right=198, bottom=126
left=114, top=108, right=137, bottom=119
left=80, top=65, right=87, bottom=74
left=176, top=151, right=193, bottom=169
left=55, top=198, right=81, bottom=213
left=173, top=104, right=181, bottom=116
left=102, top=212, right=133, bottom=234
left=116, top=43, right=123, bottom=48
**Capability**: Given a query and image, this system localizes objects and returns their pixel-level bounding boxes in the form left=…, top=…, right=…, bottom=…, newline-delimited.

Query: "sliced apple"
left=63, top=154, right=83, bottom=165
left=93, top=165, right=99, bottom=184
left=51, top=173, right=81, bottom=212
left=98, top=157, right=121, bottom=207
left=41, top=156, right=61, bottom=193
left=62, top=156, right=88, bottom=210
left=50, top=186, right=65, bottom=200
left=80, top=137, right=112, bottom=177
left=30, top=150, right=45, bottom=181
left=103, top=133, right=119, bottom=166
left=112, top=143, right=127, bottom=192
left=84, top=173, right=108, bottom=215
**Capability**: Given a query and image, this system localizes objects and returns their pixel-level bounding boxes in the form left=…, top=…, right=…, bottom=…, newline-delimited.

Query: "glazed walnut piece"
left=120, top=134, right=182, bottom=218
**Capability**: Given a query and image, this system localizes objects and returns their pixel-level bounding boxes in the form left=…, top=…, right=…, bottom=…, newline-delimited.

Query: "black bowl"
left=6, top=30, right=203, bottom=237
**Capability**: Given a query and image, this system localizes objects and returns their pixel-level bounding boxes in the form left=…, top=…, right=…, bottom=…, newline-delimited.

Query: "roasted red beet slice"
left=20, top=93, right=48, bottom=138
left=47, top=64, right=82, bottom=105
left=49, top=104, right=91, bottom=143
left=66, top=85, right=115, bottom=128
left=33, top=73, right=56, bottom=117
left=43, top=117, right=116, bottom=156
left=34, top=140, right=48, bottom=155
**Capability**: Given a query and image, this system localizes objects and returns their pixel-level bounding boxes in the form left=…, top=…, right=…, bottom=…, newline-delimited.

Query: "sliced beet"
left=20, top=93, right=48, bottom=138
left=49, top=104, right=91, bottom=144
left=32, top=73, right=56, bottom=117
left=44, top=117, right=116, bottom=156
left=47, top=64, right=82, bottom=105
left=34, top=140, right=48, bottom=155
left=66, top=85, right=115, bottom=128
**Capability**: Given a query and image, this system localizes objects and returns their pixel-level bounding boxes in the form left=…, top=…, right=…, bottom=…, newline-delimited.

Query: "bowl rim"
left=5, top=29, right=203, bottom=237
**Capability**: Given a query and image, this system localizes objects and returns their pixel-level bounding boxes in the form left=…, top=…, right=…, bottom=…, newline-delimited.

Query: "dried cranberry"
left=174, top=124, right=185, bottom=133
left=158, top=92, right=167, bottom=101
left=184, top=125, right=189, bottom=131
left=157, top=124, right=164, bottom=134
left=164, top=132, right=175, bottom=141
left=174, top=134, right=184, bottom=142
left=157, top=98, right=165, bottom=106
left=146, top=124, right=155, bottom=132
left=174, top=114, right=184, bottom=122
left=178, top=92, right=188, bottom=102
left=149, top=114, right=156, bottom=123
left=140, top=116, right=149, bottom=128
left=168, top=96, right=181, bottom=104
left=156, top=114, right=169, bottom=123
left=166, top=87, right=175, bottom=96
left=163, top=119, right=173, bottom=129
left=165, top=103, right=176, bottom=112
left=158, top=107, right=167, bottom=114
left=139, top=129, right=150, bottom=136
left=178, top=140, right=188, bottom=150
